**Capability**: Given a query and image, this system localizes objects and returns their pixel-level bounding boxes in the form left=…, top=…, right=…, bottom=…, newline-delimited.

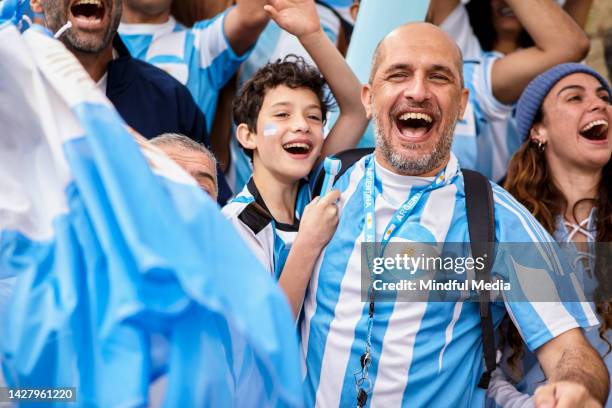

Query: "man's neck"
left=252, top=167, right=299, bottom=225
left=549, top=161, right=601, bottom=223
left=374, top=151, right=448, bottom=177
left=70, top=43, right=114, bottom=83
left=121, top=5, right=171, bottom=24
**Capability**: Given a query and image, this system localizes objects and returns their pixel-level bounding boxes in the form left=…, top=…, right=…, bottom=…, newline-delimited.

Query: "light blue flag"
left=0, top=22, right=302, bottom=407
left=0, top=0, right=35, bottom=31
left=346, top=0, right=430, bottom=147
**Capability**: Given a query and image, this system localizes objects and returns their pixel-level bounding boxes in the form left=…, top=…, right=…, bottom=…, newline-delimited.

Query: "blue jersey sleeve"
left=491, top=185, right=598, bottom=351
left=191, top=8, right=253, bottom=91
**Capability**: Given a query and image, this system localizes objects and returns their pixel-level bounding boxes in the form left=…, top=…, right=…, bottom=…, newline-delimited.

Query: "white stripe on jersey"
left=369, top=301, right=429, bottom=407
left=146, top=30, right=187, bottom=61
left=193, top=16, right=227, bottom=73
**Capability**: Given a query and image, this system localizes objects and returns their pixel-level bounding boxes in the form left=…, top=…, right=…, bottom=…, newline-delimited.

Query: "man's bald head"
left=360, top=22, right=469, bottom=176
left=369, top=23, right=464, bottom=86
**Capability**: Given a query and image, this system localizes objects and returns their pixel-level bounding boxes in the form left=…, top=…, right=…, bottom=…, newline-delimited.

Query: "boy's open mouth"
left=394, top=111, right=435, bottom=141
left=579, top=119, right=609, bottom=141
left=282, top=142, right=312, bottom=155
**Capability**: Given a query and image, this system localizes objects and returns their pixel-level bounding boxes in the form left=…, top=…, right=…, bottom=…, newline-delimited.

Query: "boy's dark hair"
left=232, top=55, right=335, bottom=158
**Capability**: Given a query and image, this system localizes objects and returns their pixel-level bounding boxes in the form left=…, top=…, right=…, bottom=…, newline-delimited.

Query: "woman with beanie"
left=488, top=63, right=612, bottom=407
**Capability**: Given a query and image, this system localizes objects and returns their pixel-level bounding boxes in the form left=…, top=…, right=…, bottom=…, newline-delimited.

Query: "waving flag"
left=0, top=0, right=35, bottom=31
left=0, top=22, right=302, bottom=407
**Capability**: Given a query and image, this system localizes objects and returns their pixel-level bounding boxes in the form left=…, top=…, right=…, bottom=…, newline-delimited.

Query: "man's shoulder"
left=488, top=183, right=553, bottom=242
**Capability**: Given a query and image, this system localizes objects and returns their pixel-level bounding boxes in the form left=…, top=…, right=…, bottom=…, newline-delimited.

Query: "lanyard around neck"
left=362, top=156, right=450, bottom=260
left=356, top=155, right=453, bottom=407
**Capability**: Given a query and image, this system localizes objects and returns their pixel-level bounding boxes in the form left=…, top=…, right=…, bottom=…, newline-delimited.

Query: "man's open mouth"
left=282, top=142, right=312, bottom=155
left=394, top=112, right=435, bottom=140
left=579, top=119, right=609, bottom=141
left=70, top=0, right=105, bottom=22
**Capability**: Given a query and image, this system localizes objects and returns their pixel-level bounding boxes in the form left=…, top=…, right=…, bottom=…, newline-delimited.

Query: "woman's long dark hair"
left=465, top=0, right=533, bottom=53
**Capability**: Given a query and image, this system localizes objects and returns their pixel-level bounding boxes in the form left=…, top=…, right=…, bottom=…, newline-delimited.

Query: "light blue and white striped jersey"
left=222, top=178, right=311, bottom=279
left=452, top=52, right=521, bottom=183
left=226, top=3, right=346, bottom=195
left=118, top=10, right=250, bottom=132
left=300, top=153, right=597, bottom=407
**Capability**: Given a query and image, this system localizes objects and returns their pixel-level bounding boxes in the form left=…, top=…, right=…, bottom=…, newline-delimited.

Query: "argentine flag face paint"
left=263, top=123, right=278, bottom=137
left=0, top=22, right=302, bottom=407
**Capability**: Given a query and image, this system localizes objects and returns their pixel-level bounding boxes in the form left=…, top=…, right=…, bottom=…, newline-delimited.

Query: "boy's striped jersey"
left=222, top=179, right=311, bottom=279
left=300, top=153, right=597, bottom=407
left=119, top=10, right=250, bottom=132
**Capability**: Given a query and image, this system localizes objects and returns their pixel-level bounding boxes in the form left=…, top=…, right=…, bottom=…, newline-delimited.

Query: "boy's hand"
left=264, top=0, right=321, bottom=40
left=296, top=189, right=341, bottom=250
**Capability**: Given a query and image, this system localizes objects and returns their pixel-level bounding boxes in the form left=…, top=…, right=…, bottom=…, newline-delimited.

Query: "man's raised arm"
left=491, top=0, right=590, bottom=105
left=536, top=328, right=609, bottom=407
left=224, top=0, right=270, bottom=56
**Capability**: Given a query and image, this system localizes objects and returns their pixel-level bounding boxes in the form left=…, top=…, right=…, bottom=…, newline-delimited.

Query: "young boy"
left=222, top=0, right=368, bottom=316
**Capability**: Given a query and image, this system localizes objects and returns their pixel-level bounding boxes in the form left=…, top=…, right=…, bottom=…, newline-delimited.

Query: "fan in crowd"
left=298, top=22, right=607, bottom=408
left=30, top=0, right=209, bottom=161
left=150, top=133, right=219, bottom=201
left=486, top=64, right=612, bottom=407
left=222, top=0, right=367, bottom=317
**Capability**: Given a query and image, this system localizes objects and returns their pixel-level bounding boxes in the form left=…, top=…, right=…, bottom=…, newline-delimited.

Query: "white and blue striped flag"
left=0, top=20, right=302, bottom=407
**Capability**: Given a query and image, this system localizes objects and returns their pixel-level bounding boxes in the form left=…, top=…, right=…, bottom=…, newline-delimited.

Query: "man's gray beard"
left=374, top=111, right=457, bottom=176
left=43, top=0, right=122, bottom=54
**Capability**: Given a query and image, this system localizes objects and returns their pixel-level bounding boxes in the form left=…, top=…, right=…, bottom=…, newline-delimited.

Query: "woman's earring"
left=536, top=140, right=546, bottom=153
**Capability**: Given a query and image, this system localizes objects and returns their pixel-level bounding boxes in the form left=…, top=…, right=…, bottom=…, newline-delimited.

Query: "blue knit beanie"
left=515, top=63, right=612, bottom=142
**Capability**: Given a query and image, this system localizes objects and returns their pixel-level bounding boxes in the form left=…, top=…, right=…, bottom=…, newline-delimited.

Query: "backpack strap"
left=462, top=169, right=496, bottom=389
left=311, top=148, right=374, bottom=196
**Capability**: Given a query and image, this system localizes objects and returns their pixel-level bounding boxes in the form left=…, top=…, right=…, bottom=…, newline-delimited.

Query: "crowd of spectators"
left=2, top=0, right=612, bottom=406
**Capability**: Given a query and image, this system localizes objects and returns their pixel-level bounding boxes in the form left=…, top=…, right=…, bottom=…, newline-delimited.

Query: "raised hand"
left=264, top=0, right=321, bottom=39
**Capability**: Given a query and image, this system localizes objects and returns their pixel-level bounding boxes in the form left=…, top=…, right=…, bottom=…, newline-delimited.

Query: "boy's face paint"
left=263, top=123, right=278, bottom=137
left=251, top=85, right=325, bottom=182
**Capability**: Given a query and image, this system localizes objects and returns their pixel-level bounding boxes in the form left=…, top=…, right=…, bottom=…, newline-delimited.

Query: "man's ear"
left=361, top=84, right=373, bottom=120
left=458, top=87, right=469, bottom=120
left=236, top=123, right=257, bottom=151
left=30, top=0, right=43, bottom=13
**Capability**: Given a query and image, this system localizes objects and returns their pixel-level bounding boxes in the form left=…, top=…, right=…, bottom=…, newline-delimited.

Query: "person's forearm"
left=547, top=344, right=609, bottom=404
left=563, top=0, right=594, bottom=30
left=299, top=30, right=367, bottom=158
left=507, top=0, right=588, bottom=60
left=278, top=238, right=322, bottom=318
left=426, top=0, right=460, bottom=25
left=224, top=0, right=269, bottom=56
left=491, top=0, right=590, bottom=104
